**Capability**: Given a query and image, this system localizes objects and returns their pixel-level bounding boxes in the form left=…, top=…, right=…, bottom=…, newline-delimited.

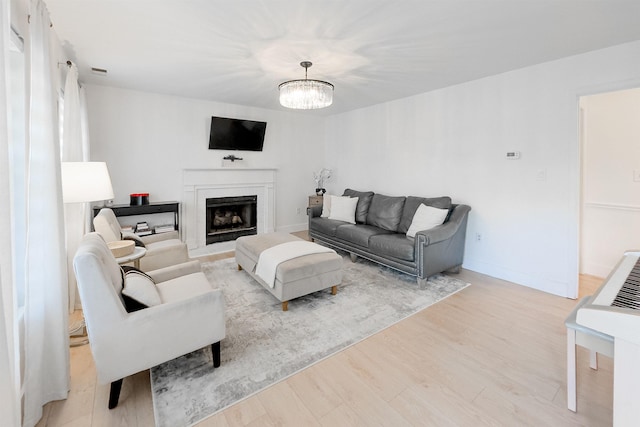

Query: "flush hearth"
left=206, top=195, right=257, bottom=244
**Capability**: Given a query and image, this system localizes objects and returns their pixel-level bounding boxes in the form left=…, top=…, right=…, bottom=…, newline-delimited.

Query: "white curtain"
left=62, top=64, right=86, bottom=312
left=0, top=0, right=21, bottom=424
left=22, top=0, right=70, bottom=425
left=79, top=86, right=92, bottom=232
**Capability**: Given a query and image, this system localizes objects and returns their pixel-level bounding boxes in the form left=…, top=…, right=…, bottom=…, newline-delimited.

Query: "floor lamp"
left=61, top=162, right=115, bottom=346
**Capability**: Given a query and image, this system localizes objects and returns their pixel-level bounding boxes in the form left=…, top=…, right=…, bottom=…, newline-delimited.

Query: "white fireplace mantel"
left=182, top=168, right=276, bottom=255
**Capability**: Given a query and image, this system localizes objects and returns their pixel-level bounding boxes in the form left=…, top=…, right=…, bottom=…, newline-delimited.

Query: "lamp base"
left=69, top=313, right=89, bottom=347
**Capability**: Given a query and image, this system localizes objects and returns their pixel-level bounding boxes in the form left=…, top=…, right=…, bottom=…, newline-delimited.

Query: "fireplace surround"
left=182, top=168, right=276, bottom=255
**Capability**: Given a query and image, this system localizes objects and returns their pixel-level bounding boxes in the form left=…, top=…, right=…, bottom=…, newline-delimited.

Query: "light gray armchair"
left=73, top=232, right=225, bottom=408
left=93, top=207, right=189, bottom=271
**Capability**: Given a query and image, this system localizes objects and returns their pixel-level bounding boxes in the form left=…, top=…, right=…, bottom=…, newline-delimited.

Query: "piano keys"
left=575, top=251, right=640, bottom=427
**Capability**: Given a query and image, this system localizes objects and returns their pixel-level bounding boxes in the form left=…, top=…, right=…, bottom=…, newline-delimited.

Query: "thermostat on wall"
left=506, top=151, right=521, bottom=159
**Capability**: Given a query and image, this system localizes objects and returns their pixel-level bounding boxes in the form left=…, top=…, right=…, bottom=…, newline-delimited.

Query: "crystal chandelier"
left=279, top=61, right=334, bottom=109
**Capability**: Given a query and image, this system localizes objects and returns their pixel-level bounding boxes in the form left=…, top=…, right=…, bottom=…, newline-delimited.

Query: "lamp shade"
left=61, top=162, right=114, bottom=203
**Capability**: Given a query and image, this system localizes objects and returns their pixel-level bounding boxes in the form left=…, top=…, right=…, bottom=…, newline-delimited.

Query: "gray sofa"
left=308, top=189, right=471, bottom=283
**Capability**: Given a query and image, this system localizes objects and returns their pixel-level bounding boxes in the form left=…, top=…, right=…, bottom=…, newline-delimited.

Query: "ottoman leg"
left=282, top=301, right=289, bottom=311
left=237, top=265, right=243, bottom=271
left=331, top=285, right=337, bottom=295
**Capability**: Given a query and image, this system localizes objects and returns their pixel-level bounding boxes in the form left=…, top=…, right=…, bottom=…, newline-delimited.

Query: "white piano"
left=576, top=251, right=640, bottom=427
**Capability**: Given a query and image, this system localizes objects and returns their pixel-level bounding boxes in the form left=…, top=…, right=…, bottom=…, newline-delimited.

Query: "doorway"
left=579, top=87, right=640, bottom=296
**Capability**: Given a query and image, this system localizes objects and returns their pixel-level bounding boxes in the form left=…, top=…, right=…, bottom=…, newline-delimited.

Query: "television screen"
left=208, top=116, right=267, bottom=151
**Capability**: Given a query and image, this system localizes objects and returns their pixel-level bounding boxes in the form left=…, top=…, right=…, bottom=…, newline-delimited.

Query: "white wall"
left=581, top=88, right=640, bottom=277
left=324, top=40, right=640, bottom=298
left=86, top=40, right=640, bottom=298
left=85, top=85, right=326, bottom=232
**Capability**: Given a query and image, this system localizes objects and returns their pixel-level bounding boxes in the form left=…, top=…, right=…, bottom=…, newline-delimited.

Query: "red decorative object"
left=130, top=193, right=149, bottom=206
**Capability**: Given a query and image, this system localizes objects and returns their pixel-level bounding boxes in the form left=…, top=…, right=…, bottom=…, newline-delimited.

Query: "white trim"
left=182, top=169, right=276, bottom=255
left=584, top=202, right=640, bottom=212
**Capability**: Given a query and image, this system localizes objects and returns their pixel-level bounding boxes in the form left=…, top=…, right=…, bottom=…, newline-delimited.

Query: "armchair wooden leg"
left=212, top=341, right=221, bottom=368
left=108, top=379, right=123, bottom=409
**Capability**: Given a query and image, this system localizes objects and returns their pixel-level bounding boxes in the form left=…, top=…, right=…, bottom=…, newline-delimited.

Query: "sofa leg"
left=349, top=253, right=357, bottom=263
left=282, top=301, right=289, bottom=311
left=212, top=341, right=221, bottom=368
left=331, top=285, right=337, bottom=295
left=108, top=379, right=123, bottom=409
left=417, top=277, right=428, bottom=290
left=237, top=264, right=243, bottom=271
left=446, top=265, right=461, bottom=274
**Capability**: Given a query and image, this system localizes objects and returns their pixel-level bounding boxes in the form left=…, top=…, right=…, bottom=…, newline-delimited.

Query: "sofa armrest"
left=308, top=205, right=322, bottom=218
left=414, top=204, right=471, bottom=279
left=147, top=260, right=202, bottom=283
left=414, top=204, right=471, bottom=245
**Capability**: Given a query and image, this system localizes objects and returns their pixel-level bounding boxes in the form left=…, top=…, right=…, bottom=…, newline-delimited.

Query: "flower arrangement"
left=313, top=168, right=332, bottom=195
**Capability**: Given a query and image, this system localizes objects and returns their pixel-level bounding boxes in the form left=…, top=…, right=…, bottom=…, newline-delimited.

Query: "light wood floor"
left=37, top=243, right=612, bottom=426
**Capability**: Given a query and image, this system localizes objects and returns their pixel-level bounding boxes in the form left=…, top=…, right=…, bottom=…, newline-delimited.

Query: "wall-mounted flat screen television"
left=208, top=116, right=267, bottom=151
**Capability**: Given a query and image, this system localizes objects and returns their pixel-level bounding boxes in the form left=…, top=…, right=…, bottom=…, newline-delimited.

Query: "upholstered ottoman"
left=235, top=232, right=342, bottom=311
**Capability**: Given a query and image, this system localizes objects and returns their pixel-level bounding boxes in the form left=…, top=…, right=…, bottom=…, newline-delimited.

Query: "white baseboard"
left=276, top=223, right=308, bottom=234
left=463, top=257, right=574, bottom=298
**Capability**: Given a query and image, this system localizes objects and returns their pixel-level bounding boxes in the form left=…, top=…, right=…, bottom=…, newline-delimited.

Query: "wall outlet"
left=296, top=207, right=302, bottom=215
left=475, top=233, right=482, bottom=241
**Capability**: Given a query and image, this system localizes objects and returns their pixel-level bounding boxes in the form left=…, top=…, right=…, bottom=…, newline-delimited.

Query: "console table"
left=92, top=201, right=180, bottom=234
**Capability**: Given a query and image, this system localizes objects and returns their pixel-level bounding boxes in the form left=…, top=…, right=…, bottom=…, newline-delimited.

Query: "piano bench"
left=565, top=296, right=614, bottom=412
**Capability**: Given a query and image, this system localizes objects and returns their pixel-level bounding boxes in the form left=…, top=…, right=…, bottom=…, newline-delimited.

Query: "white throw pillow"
left=122, top=270, right=162, bottom=307
left=406, top=203, right=449, bottom=238
left=328, top=195, right=359, bottom=224
left=321, top=194, right=332, bottom=218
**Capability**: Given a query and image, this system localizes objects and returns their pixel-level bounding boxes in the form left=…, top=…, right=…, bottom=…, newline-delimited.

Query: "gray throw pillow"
left=342, top=189, right=375, bottom=224
left=366, top=194, right=406, bottom=232
left=397, top=196, right=452, bottom=234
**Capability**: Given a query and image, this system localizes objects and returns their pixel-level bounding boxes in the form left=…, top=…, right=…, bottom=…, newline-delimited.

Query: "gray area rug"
left=150, top=254, right=469, bottom=427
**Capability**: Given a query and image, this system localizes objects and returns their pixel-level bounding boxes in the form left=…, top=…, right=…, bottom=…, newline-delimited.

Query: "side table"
left=308, top=195, right=323, bottom=207
left=115, top=247, right=147, bottom=269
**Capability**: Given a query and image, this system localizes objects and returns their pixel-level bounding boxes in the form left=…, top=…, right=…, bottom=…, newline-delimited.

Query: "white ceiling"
left=46, top=1, right=640, bottom=115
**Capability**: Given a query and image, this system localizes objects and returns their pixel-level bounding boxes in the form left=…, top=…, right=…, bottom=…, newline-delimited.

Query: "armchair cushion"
left=156, top=273, right=214, bottom=303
